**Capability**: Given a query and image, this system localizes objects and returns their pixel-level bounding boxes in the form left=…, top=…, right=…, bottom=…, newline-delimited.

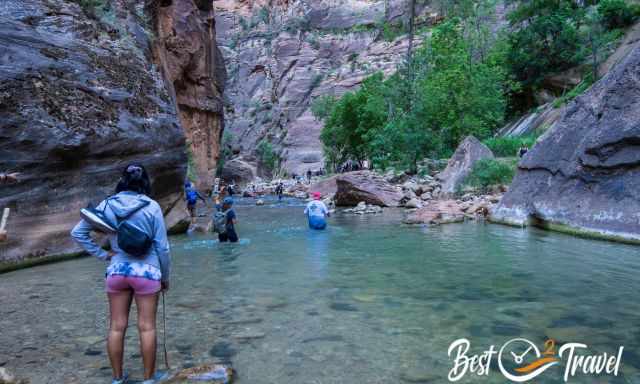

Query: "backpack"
left=110, top=199, right=152, bottom=258
left=212, top=210, right=228, bottom=234
left=186, top=189, right=198, bottom=205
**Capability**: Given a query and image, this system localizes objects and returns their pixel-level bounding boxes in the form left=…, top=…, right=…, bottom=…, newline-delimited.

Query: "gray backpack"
left=212, top=210, right=228, bottom=234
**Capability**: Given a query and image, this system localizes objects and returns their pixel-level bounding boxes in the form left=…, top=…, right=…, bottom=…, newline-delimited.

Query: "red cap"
left=312, top=192, right=322, bottom=199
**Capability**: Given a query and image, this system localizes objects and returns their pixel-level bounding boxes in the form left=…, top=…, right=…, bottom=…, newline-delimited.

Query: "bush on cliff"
left=483, top=135, right=538, bottom=157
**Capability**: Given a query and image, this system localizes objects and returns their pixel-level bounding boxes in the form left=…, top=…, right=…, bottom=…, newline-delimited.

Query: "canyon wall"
left=0, top=0, right=224, bottom=267
left=491, top=42, right=640, bottom=242
left=155, top=0, right=226, bottom=191
left=213, top=0, right=437, bottom=180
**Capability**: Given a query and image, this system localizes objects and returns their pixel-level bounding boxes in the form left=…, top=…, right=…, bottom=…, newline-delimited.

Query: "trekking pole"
left=162, top=291, right=170, bottom=370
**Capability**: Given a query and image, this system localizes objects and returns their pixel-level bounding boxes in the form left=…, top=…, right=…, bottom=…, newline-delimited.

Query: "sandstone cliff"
left=491, top=42, right=640, bottom=242
left=0, top=0, right=224, bottom=267
left=155, top=0, right=226, bottom=190
left=214, top=0, right=436, bottom=178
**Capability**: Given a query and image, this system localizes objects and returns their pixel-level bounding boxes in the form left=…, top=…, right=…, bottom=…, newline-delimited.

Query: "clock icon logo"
left=498, top=338, right=559, bottom=382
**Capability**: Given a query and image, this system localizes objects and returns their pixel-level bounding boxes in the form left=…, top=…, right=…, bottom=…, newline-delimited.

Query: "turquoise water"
left=1, top=197, right=640, bottom=383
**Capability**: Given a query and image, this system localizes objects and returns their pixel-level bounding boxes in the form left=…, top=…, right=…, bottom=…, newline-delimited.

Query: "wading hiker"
left=185, top=181, right=207, bottom=225
left=211, top=196, right=238, bottom=243
left=304, top=192, right=330, bottom=230
left=275, top=182, right=284, bottom=202
left=71, top=164, right=171, bottom=384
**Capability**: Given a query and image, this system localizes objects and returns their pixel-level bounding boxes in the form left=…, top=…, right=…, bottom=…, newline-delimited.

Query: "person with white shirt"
left=304, top=192, right=330, bottom=230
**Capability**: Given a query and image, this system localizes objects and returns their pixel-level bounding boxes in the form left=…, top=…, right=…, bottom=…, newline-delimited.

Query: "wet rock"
left=232, top=330, right=266, bottom=341
left=168, top=364, right=233, bottom=383
left=491, top=43, right=640, bottom=241
left=302, top=335, right=345, bottom=343
left=335, top=171, right=403, bottom=207
left=404, top=198, right=423, bottom=209
left=256, top=199, right=265, bottom=206
left=437, top=136, right=494, bottom=195
left=329, top=302, right=358, bottom=312
left=209, top=342, right=236, bottom=359
left=83, top=349, right=102, bottom=356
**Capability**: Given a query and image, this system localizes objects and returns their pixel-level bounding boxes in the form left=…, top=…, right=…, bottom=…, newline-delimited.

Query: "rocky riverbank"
left=239, top=136, right=505, bottom=225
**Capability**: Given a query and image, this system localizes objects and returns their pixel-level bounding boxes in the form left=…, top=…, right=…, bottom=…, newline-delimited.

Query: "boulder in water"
left=256, top=199, right=265, bottom=206
left=221, top=157, right=257, bottom=186
left=168, top=364, right=234, bottom=383
left=335, top=171, right=403, bottom=207
left=404, top=200, right=465, bottom=225
left=404, top=198, right=423, bottom=209
left=491, top=43, right=640, bottom=242
left=437, top=136, right=494, bottom=195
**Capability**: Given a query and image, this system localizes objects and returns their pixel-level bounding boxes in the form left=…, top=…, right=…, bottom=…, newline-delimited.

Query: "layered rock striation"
left=214, top=0, right=436, bottom=177
left=0, top=0, right=225, bottom=266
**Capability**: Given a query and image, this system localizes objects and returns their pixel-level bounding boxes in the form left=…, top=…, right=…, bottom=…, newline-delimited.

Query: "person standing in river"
left=213, top=196, right=238, bottom=242
left=305, top=192, right=330, bottom=230
left=185, top=181, right=207, bottom=225
left=71, top=164, right=170, bottom=384
left=275, top=182, right=284, bottom=202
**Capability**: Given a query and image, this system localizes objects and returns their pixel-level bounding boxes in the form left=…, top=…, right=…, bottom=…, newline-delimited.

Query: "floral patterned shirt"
left=106, top=261, right=162, bottom=281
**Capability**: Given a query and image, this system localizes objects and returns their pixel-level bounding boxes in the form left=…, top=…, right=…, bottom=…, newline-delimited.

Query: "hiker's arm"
left=70, top=219, right=110, bottom=260
left=152, top=204, right=171, bottom=283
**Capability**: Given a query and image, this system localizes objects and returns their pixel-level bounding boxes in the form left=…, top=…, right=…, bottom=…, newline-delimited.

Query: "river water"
left=1, top=198, right=639, bottom=383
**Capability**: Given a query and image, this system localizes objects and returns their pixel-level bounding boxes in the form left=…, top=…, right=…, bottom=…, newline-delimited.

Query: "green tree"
left=505, top=0, right=587, bottom=110
left=256, top=139, right=278, bottom=173
left=216, top=132, right=234, bottom=176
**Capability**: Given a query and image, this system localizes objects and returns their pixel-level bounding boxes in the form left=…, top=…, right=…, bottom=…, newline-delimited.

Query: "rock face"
left=155, top=0, right=226, bottom=190
left=334, top=171, right=403, bottom=207
left=213, top=0, right=438, bottom=176
left=220, top=156, right=257, bottom=185
left=491, top=43, right=640, bottom=242
left=0, top=0, right=224, bottom=265
left=437, top=136, right=494, bottom=195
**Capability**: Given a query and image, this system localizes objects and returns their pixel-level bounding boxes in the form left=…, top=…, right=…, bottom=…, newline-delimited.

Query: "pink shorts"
left=106, top=275, right=161, bottom=296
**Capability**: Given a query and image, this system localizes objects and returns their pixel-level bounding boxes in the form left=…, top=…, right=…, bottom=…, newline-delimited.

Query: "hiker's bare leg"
left=108, top=291, right=133, bottom=379
left=136, top=293, right=159, bottom=379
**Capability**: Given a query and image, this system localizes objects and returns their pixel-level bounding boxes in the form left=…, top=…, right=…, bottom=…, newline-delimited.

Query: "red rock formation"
left=155, top=0, right=226, bottom=191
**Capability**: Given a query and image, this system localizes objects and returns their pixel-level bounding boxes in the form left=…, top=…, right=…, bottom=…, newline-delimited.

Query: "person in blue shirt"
left=184, top=181, right=206, bottom=225
left=304, top=192, right=330, bottom=230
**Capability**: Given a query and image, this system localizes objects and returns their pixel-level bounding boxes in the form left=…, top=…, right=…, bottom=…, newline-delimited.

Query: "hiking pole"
left=162, top=291, right=170, bottom=370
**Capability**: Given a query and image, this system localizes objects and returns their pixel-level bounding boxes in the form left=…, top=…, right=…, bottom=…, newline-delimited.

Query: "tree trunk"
left=406, top=0, right=416, bottom=71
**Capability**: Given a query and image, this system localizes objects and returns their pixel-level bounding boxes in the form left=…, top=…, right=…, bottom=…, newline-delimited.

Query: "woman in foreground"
left=71, top=164, right=171, bottom=384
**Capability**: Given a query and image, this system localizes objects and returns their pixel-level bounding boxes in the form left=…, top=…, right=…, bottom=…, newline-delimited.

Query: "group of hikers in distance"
left=70, top=164, right=331, bottom=384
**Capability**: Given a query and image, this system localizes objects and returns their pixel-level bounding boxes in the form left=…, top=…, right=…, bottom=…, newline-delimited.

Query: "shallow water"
left=1, top=197, right=640, bottom=383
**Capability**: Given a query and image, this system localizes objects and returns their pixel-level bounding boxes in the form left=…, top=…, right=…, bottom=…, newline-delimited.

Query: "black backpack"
left=108, top=199, right=152, bottom=258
